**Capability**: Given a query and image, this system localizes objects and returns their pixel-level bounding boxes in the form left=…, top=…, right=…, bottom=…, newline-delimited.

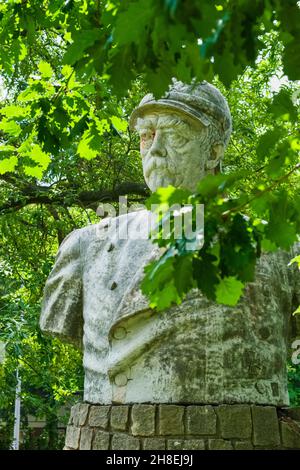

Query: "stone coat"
left=40, top=210, right=300, bottom=405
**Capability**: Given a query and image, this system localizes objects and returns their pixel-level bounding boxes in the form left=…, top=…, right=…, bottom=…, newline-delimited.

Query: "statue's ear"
left=205, top=143, right=224, bottom=173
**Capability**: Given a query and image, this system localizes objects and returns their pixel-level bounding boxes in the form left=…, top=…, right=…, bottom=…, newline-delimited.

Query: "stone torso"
left=40, top=210, right=299, bottom=406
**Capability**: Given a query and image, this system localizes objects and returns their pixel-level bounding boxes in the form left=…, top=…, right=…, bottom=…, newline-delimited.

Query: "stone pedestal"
left=64, top=403, right=300, bottom=450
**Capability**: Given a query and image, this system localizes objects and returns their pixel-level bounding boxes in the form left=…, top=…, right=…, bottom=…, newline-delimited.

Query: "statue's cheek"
left=167, top=148, right=186, bottom=165
left=140, top=144, right=148, bottom=158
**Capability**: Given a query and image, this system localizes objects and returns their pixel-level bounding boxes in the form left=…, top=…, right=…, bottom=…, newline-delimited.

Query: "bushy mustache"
left=144, top=156, right=171, bottom=179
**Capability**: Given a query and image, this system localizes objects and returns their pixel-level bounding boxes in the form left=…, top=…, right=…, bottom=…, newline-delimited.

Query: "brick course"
left=64, top=403, right=300, bottom=450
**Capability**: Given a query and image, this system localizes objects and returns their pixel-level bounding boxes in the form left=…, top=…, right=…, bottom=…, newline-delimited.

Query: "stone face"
left=65, top=426, right=80, bottom=450
left=168, top=439, right=205, bottom=450
left=158, top=405, right=184, bottom=435
left=208, top=439, right=233, bottom=450
left=217, top=405, right=252, bottom=439
left=89, top=405, right=110, bottom=428
left=79, top=428, right=93, bottom=450
left=92, top=430, right=110, bottom=450
left=110, top=405, right=129, bottom=431
left=131, top=80, right=231, bottom=193
left=131, top=404, right=155, bottom=436
left=280, top=421, right=300, bottom=449
left=186, top=405, right=216, bottom=435
left=111, top=434, right=140, bottom=450
left=252, top=406, right=280, bottom=447
left=143, top=438, right=166, bottom=450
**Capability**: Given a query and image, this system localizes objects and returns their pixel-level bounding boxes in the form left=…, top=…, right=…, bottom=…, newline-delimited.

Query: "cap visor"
left=129, top=100, right=211, bottom=130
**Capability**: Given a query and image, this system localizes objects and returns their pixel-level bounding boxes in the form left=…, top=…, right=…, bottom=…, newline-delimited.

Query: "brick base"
left=64, top=403, right=300, bottom=450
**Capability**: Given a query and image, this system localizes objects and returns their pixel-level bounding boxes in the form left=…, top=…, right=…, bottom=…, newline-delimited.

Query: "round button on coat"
left=114, top=373, right=128, bottom=387
left=113, top=327, right=127, bottom=340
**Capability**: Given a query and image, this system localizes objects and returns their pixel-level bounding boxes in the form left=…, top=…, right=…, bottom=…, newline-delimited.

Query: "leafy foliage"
left=288, top=363, right=300, bottom=406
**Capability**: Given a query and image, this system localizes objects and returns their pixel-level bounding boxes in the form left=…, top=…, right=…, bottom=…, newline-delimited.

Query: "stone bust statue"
left=40, top=80, right=299, bottom=406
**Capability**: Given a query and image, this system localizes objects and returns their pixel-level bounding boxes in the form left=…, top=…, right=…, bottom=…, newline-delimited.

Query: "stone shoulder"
left=70, top=210, right=149, bottom=241
left=67, top=210, right=151, bottom=252
left=60, top=218, right=113, bottom=253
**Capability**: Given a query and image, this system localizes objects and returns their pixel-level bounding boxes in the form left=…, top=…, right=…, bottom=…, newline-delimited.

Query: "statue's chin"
left=146, top=173, right=176, bottom=192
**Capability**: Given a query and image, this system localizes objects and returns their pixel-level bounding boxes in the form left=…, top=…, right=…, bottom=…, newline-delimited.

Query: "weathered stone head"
left=129, top=79, right=232, bottom=192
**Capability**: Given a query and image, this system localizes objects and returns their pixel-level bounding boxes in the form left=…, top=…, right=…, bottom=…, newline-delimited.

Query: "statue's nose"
left=149, top=131, right=167, bottom=157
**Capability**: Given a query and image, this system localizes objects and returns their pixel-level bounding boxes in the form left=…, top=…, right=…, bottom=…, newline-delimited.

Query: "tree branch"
left=0, top=181, right=150, bottom=215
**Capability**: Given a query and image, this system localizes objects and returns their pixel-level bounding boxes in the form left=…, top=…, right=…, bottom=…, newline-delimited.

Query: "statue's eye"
left=171, top=134, right=189, bottom=146
left=141, top=130, right=155, bottom=140
left=140, top=130, right=155, bottom=148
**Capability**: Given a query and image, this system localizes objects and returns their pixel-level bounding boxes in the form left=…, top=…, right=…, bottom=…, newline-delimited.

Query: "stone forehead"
left=135, top=113, right=202, bottom=131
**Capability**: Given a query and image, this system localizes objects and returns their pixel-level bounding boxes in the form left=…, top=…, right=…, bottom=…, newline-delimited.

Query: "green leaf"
left=77, top=121, right=107, bottom=160
left=24, top=166, right=44, bottom=179
left=283, top=39, right=300, bottom=80
left=18, top=42, right=27, bottom=61
left=149, top=281, right=181, bottom=311
left=268, top=88, right=298, bottom=122
left=18, top=88, right=41, bottom=103
left=63, top=29, right=102, bottom=65
left=141, top=253, right=185, bottom=310
left=215, top=276, right=244, bottom=306
left=256, top=129, right=282, bottom=160
left=36, top=117, right=60, bottom=155
left=261, top=238, right=277, bottom=252
left=0, top=156, right=18, bottom=174
left=293, top=305, right=300, bottom=315
left=219, top=214, right=257, bottom=282
left=28, top=145, right=51, bottom=170
left=200, top=10, right=230, bottom=56
left=0, top=119, right=21, bottom=137
left=266, top=220, right=297, bottom=250
left=146, top=185, right=191, bottom=209
left=108, top=48, right=134, bottom=96
left=0, top=144, right=15, bottom=153
left=61, top=64, right=73, bottom=77
left=95, top=118, right=110, bottom=135
left=81, top=84, right=96, bottom=95
left=110, top=116, right=128, bottom=133
left=142, top=256, right=175, bottom=292
left=265, top=192, right=298, bottom=249
left=197, top=173, right=238, bottom=198
left=214, top=50, right=243, bottom=87
left=145, top=62, right=173, bottom=98
left=52, top=107, right=69, bottom=129
left=193, top=254, right=219, bottom=300
left=1, top=105, right=28, bottom=118
left=250, top=192, right=275, bottom=217
left=77, top=134, right=98, bottom=160
left=38, top=61, right=53, bottom=79
left=69, top=113, right=89, bottom=139
left=114, top=0, right=153, bottom=46
left=173, top=255, right=194, bottom=297
left=289, top=255, right=300, bottom=267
